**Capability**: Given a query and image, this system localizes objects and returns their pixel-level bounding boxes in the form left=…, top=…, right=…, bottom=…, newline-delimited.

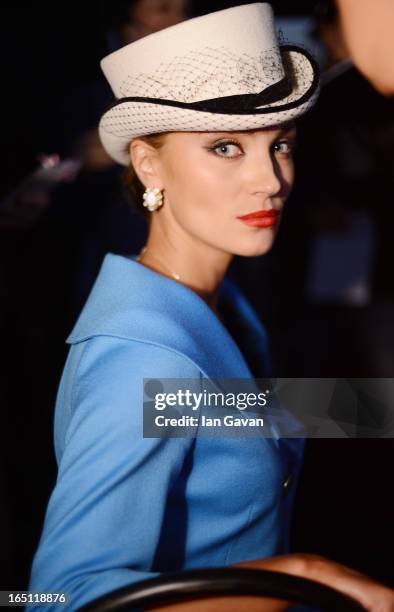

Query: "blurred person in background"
left=335, top=0, right=394, bottom=97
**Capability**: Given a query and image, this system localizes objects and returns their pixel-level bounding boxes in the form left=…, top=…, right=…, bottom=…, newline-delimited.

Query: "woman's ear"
left=128, top=140, right=163, bottom=189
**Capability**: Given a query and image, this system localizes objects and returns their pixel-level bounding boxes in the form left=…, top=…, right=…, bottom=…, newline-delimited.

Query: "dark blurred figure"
left=0, top=0, right=188, bottom=591
left=272, top=0, right=394, bottom=377
left=58, top=0, right=190, bottom=323
left=249, top=0, right=394, bottom=586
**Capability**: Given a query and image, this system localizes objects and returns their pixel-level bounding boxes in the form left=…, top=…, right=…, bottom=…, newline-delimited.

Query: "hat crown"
left=100, top=3, right=284, bottom=103
left=98, top=3, right=319, bottom=166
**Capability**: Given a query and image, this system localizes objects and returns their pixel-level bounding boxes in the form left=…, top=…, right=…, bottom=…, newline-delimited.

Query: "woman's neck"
left=136, top=242, right=232, bottom=317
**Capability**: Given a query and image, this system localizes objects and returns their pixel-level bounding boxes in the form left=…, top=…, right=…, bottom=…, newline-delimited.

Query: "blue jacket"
left=27, top=253, right=305, bottom=611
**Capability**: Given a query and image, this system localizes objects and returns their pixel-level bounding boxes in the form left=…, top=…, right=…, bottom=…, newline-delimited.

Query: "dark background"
left=0, top=1, right=314, bottom=197
left=1, top=0, right=393, bottom=599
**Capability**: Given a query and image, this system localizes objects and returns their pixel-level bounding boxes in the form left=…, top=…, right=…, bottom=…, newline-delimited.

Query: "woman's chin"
left=230, top=236, right=276, bottom=258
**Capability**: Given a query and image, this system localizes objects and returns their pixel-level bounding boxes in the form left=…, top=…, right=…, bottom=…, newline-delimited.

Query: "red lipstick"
left=237, top=208, right=279, bottom=228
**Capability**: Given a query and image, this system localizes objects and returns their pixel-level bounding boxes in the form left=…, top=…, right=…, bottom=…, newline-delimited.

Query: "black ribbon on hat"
left=102, top=45, right=320, bottom=117
left=108, top=75, right=292, bottom=115
left=185, top=75, right=292, bottom=112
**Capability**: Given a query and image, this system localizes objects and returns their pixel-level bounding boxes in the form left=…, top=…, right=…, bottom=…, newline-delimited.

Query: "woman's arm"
left=26, top=337, right=201, bottom=612
left=150, top=554, right=394, bottom=611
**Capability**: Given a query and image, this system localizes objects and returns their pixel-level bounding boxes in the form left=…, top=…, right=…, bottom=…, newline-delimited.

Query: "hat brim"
left=99, top=46, right=319, bottom=166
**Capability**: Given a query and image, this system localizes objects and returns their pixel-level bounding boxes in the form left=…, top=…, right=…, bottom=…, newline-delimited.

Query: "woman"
left=27, top=4, right=394, bottom=611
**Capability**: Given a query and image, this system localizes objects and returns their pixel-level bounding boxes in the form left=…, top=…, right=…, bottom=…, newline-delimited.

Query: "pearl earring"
left=143, top=187, right=164, bottom=212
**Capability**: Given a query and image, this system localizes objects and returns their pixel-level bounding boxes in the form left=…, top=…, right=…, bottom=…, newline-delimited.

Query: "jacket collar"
left=66, top=253, right=269, bottom=380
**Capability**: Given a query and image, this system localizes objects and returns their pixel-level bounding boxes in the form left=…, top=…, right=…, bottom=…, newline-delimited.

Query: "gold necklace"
left=136, top=246, right=181, bottom=281
left=136, top=247, right=226, bottom=325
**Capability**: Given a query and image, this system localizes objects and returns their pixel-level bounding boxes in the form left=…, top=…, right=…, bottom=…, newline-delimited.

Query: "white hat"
left=99, top=2, right=319, bottom=166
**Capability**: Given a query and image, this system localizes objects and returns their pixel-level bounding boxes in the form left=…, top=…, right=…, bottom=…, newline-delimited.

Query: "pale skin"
left=128, top=128, right=394, bottom=611
left=336, top=0, right=394, bottom=96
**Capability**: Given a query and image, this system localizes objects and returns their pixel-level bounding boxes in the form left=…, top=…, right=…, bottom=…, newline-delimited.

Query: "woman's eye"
left=273, top=139, right=296, bottom=157
left=212, top=142, right=243, bottom=158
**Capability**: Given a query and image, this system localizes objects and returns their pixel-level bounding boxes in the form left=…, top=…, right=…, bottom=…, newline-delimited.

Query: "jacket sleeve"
left=26, top=335, right=201, bottom=612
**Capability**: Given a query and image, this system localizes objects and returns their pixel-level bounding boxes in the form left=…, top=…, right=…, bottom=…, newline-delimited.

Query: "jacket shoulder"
left=54, top=335, right=202, bottom=465
left=65, top=334, right=203, bottom=378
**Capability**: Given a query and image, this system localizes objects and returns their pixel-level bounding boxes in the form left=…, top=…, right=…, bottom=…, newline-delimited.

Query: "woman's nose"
left=247, top=153, right=282, bottom=197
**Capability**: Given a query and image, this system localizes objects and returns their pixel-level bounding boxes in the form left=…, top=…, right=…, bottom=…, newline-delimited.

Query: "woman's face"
left=153, top=127, right=296, bottom=257
left=130, top=0, right=187, bottom=32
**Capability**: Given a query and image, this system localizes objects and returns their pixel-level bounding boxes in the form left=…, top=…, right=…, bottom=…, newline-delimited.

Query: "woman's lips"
left=237, top=208, right=279, bottom=228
